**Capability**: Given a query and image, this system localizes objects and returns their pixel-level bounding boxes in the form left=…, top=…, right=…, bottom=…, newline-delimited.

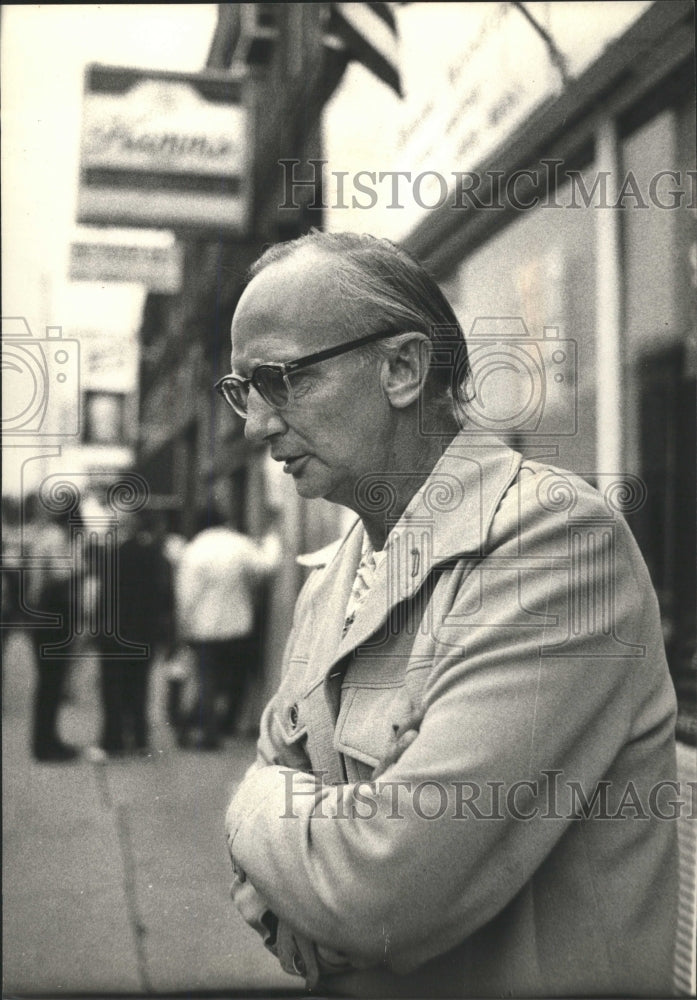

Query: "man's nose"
left=244, top=387, right=287, bottom=444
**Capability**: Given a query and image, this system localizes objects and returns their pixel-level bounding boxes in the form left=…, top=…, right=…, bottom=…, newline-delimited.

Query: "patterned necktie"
left=343, top=542, right=382, bottom=636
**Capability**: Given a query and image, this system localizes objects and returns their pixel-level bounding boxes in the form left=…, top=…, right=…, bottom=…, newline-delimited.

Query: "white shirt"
left=175, top=527, right=280, bottom=642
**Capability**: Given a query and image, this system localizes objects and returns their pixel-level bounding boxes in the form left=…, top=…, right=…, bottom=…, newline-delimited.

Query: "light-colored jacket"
left=176, top=527, right=279, bottom=641
left=226, top=436, right=678, bottom=997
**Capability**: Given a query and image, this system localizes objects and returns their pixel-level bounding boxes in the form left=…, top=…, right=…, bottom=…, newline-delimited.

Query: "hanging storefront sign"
left=69, top=235, right=184, bottom=293
left=77, top=65, right=250, bottom=232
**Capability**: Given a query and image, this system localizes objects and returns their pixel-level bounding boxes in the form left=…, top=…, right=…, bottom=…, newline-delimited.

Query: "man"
left=26, top=495, right=79, bottom=762
left=175, top=507, right=280, bottom=749
left=222, top=232, right=678, bottom=996
left=93, top=508, right=172, bottom=758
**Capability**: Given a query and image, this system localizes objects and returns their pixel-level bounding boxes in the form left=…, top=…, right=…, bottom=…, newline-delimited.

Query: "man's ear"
left=380, top=333, right=432, bottom=409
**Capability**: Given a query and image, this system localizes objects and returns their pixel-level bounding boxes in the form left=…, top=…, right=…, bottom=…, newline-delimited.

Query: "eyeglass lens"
left=221, top=380, right=248, bottom=414
left=253, top=367, right=289, bottom=409
left=220, top=367, right=290, bottom=415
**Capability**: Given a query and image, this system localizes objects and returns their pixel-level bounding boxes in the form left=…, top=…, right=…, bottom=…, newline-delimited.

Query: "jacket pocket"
left=334, top=685, right=413, bottom=774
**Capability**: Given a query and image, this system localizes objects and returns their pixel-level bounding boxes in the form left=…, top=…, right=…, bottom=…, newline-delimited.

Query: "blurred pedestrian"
left=159, top=512, right=193, bottom=747
left=26, top=494, right=79, bottom=763
left=175, top=506, right=280, bottom=750
left=1, top=495, right=23, bottom=658
left=162, top=510, right=187, bottom=568
left=91, top=509, right=173, bottom=759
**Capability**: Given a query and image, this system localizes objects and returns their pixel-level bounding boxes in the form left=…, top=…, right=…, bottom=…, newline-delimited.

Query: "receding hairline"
left=241, top=234, right=443, bottom=333
left=248, top=242, right=341, bottom=285
left=231, top=244, right=368, bottom=357
left=247, top=231, right=425, bottom=282
left=233, top=244, right=352, bottom=331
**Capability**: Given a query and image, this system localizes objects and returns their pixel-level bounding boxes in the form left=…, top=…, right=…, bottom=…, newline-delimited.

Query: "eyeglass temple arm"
left=282, top=328, right=400, bottom=373
left=215, top=328, right=401, bottom=389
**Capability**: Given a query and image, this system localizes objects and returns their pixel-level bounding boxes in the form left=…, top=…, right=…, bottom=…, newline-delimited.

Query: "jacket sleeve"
left=225, top=479, right=674, bottom=973
left=228, top=566, right=321, bottom=940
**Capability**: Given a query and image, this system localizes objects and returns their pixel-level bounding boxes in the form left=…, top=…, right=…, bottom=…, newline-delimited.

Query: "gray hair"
left=247, top=231, right=471, bottom=408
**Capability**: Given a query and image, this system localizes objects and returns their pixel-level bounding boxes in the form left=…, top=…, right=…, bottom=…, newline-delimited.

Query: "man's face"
left=230, top=250, right=396, bottom=508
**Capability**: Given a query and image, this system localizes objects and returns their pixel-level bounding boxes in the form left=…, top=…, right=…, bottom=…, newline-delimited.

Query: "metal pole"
left=595, top=116, right=623, bottom=476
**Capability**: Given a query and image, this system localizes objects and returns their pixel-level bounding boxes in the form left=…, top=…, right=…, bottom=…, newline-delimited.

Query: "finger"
left=398, top=728, right=419, bottom=752
left=275, top=921, right=300, bottom=977
left=230, top=877, right=270, bottom=933
left=372, top=727, right=420, bottom=778
left=296, top=932, right=320, bottom=988
left=275, top=923, right=320, bottom=987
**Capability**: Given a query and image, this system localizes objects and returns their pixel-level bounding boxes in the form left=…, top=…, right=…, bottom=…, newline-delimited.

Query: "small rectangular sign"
left=77, top=65, right=250, bottom=232
left=69, top=239, right=184, bottom=293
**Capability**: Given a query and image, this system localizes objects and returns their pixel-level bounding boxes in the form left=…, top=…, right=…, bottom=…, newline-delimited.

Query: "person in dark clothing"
left=26, top=496, right=79, bottom=763
left=2, top=495, right=24, bottom=664
left=94, top=510, right=173, bottom=757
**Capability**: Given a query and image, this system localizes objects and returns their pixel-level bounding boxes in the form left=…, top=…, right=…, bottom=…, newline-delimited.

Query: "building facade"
left=134, top=2, right=695, bottom=743
left=401, top=0, right=695, bottom=743
left=136, top=3, right=353, bottom=711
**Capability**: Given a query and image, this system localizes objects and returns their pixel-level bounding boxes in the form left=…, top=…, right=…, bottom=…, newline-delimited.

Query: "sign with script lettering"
left=77, top=65, right=250, bottom=232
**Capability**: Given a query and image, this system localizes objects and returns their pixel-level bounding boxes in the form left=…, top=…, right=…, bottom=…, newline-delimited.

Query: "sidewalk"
left=2, top=630, right=299, bottom=996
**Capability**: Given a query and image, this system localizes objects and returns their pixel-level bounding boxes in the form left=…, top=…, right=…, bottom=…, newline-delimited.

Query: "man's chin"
left=288, top=464, right=328, bottom=500
left=292, top=476, right=329, bottom=500
left=285, top=459, right=346, bottom=503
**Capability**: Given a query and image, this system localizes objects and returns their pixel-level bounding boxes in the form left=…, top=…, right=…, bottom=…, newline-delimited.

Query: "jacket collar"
left=303, top=434, right=522, bottom=684
left=395, top=433, right=522, bottom=568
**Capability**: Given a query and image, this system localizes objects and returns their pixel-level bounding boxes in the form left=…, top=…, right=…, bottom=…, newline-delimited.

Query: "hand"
left=229, top=866, right=272, bottom=940
left=274, top=920, right=320, bottom=989
left=372, top=710, right=422, bottom=778
left=316, top=943, right=366, bottom=973
left=229, top=859, right=365, bottom=981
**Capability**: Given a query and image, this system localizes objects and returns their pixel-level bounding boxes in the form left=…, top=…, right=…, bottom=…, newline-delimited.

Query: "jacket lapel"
left=302, top=518, right=365, bottom=690
left=331, top=435, right=522, bottom=668
left=295, top=521, right=364, bottom=783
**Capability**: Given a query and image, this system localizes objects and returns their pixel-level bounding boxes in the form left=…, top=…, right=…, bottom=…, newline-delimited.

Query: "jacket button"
left=288, top=703, right=299, bottom=729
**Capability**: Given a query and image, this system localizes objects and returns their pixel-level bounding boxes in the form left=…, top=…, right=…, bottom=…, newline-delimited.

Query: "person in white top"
left=175, top=509, right=280, bottom=749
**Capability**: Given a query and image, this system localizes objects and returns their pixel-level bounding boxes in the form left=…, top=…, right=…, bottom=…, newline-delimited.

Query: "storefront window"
left=621, top=96, right=696, bottom=741
left=446, top=166, right=597, bottom=475
left=83, top=390, right=126, bottom=445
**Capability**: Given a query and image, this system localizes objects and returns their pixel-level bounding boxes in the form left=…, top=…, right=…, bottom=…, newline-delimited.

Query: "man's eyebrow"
left=229, top=356, right=261, bottom=375
left=232, top=354, right=296, bottom=372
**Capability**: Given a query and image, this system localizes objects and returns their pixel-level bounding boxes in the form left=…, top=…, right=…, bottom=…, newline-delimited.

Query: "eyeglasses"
left=215, top=328, right=400, bottom=418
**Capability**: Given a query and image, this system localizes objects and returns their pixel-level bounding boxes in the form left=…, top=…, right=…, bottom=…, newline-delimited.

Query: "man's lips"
left=274, top=454, right=309, bottom=474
